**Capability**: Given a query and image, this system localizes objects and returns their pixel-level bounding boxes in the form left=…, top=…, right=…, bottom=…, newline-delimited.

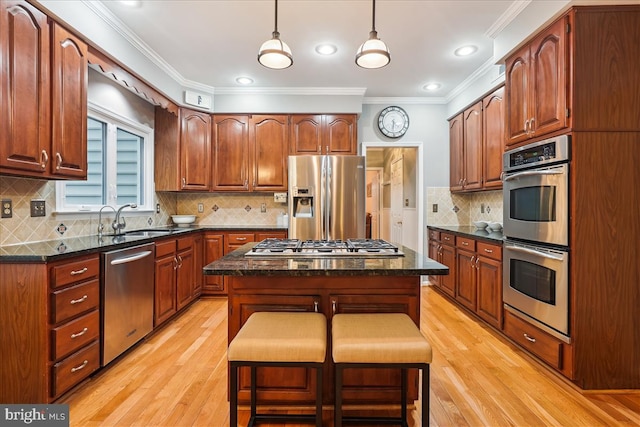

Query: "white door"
left=366, top=169, right=382, bottom=239
left=390, top=157, right=403, bottom=245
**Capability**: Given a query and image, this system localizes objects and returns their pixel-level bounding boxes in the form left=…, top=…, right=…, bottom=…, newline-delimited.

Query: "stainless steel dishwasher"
left=102, top=243, right=155, bottom=366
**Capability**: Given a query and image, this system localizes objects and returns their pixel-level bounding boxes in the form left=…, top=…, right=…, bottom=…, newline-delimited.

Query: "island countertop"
left=203, top=242, right=448, bottom=277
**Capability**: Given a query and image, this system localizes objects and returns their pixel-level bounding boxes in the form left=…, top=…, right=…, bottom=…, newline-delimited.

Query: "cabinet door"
left=0, top=0, right=51, bottom=175
left=482, top=87, right=505, bottom=189
left=289, top=115, right=322, bottom=154
left=176, top=246, right=195, bottom=310
left=203, top=234, right=225, bottom=294
left=476, top=255, right=502, bottom=329
left=428, top=239, right=441, bottom=287
left=529, top=17, right=568, bottom=138
left=250, top=115, right=288, bottom=191
left=439, top=243, right=457, bottom=298
left=180, top=109, right=211, bottom=190
left=50, top=22, right=87, bottom=179
left=192, top=233, right=203, bottom=295
left=505, top=47, right=530, bottom=146
left=449, top=113, right=464, bottom=191
left=462, top=102, right=483, bottom=190
left=212, top=115, right=250, bottom=191
left=230, top=294, right=321, bottom=404
left=456, top=249, right=477, bottom=311
left=324, top=114, right=357, bottom=154
left=153, top=107, right=180, bottom=190
left=154, top=254, right=177, bottom=326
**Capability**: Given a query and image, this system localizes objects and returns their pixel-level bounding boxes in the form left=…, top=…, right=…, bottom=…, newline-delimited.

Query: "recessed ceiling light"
left=454, top=45, right=477, bottom=57
left=423, top=83, right=441, bottom=91
left=235, top=77, right=254, bottom=85
left=315, top=44, right=337, bottom=56
left=119, top=0, right=141, bottom=7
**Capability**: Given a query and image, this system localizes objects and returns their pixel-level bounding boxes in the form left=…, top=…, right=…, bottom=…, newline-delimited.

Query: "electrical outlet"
left=1, top=199, right=12, bottom=218
left=197, top=203, right=204, bottom=213
left=156, top=203, right=160, bottom=214
left=432, top=204, right=438, bottom=213
left=30, top=200, right=46, bottom=217
left=260, top=203, right=267, bottom=213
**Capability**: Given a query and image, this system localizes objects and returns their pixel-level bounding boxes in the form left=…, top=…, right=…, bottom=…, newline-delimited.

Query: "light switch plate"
left=30, top=200, right=46, bottom=217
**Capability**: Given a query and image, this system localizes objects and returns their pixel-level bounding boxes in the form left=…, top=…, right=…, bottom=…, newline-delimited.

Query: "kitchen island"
left=203, top=242, right=448, bottom=407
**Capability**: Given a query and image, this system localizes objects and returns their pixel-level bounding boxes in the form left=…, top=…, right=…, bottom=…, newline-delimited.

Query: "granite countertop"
left=203, top=243, right=449, bottom=277
left=0, top=224, right=287, bottom=263
left=428, top=225, right=504, bottom=243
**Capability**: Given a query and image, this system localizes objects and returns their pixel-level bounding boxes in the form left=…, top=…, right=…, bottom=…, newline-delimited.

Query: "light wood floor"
left=61, top=286, right=640, bottom=426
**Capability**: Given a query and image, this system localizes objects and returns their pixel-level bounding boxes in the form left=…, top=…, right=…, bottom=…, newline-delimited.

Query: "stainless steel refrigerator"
left=288, top=155, right=365, bottom=240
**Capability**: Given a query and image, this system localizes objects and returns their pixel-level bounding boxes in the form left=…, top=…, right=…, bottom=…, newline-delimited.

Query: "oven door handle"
left=503, top=169, right=564, bottom=181
left=507, top=245, right=565, bottom=261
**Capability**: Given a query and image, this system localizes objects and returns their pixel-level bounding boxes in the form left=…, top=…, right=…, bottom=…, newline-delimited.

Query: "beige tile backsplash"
left=1, top=176, right=502, bottom=246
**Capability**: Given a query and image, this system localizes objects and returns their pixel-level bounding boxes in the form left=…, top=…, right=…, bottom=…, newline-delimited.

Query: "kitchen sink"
left=123, top=229, right=174, bottom=237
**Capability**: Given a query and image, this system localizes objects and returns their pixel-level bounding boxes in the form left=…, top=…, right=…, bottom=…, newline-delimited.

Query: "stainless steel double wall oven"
left=502, top=135, right=571, bottom=342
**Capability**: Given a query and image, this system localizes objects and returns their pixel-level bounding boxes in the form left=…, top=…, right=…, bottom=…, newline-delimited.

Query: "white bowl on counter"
left=473, top=221, right=488, bottom=229
left=488, top=222, right=503, bottom=231
left=171, top=215, right=196, bottom=227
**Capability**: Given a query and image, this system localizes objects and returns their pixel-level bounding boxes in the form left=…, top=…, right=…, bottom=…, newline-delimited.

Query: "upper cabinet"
left=1, top=1, right=87, bottom=179
left=212, top=115, right=288, bottom=192
left=505, top=16, right=569, bottom=147
left=155, top=107, right=212, bottom=191
left=449, top=86, right=504, bottom=193
left=290, top=114, right=357, bottom=155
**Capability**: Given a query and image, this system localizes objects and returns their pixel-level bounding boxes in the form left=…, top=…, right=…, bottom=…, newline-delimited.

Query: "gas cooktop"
left=245, top=238, right=404, bottom=257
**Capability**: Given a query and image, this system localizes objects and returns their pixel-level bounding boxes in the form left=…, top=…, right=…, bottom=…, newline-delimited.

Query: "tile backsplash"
left=426, top=187, right=503, bottom=226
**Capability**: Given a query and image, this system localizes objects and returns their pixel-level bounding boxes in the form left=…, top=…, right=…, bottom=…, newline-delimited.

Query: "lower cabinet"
left=428, top=230, right=456, bottom=297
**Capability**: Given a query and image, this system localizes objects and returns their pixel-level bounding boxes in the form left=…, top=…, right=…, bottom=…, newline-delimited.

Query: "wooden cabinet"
left=482, top=87, right=505, bottom=189
left=428, top=230, right=456, bottom=298
left=475, top=242, right=503, bottom=329
left=212, top=115, right=250, bottom=191
left=202, top=233, right=224, bottom=295
left=290, top=114, right=357, bottom=155
left=0, top=253, right=100, bottom=403
left=154, top=235, right=198, bottom=326
left=1, top=1, right=87, bottom=179
left=449, top=86, right=504, bottom=193
left=251, top=115, right=289, bottom=191
left=192, top=233, right=203, bottom=296
left=256, top=230, right=287, bottom=241
left=505, top=16, right=568, bottom=146
left=154, top=107, right=212, bottom=191
left=455, top=237, right=477, bottom=311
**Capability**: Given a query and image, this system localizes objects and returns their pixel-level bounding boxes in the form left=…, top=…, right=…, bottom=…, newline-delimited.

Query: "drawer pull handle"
left=332, top=299, right=337, bottom=314
left=71, top=360, right=88, bottom=373
left=71, top=327, right=88, bottom=339
left=70, top=267, right=88, bottom=276
left=70, top=295, right=88, bottom=304
left=484, top=248, right=493, bottom=253
left=313, top=301, right=319, bottom=312
left=462, top=241, right=468, bottom=246
left=236, top=237, right=247, bottom=241
left=524, top=333, right=536, bottom=343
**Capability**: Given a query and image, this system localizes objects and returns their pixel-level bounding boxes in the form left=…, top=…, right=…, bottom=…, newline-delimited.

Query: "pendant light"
left=355, top=0, right=390, bottom=69
left=258, top=0, right=293, bottom=69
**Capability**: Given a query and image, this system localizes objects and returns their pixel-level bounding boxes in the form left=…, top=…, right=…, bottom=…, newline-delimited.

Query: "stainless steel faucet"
left=112, top=203, right=138, bottom=235
left=98, top=205, right=116, bottom=238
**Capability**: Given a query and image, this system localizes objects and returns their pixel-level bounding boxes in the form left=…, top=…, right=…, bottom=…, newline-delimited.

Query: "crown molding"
left=485, top=0, right=532, bottom=39
left=215, top=87, right=367, bottom=96
left=363, top=97, right=447, bottom=105
left=444, top=57, right=499, bottom=102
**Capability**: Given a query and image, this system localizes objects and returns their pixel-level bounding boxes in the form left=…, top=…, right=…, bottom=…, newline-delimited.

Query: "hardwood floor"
left=61, top=287, right=640, bottom=426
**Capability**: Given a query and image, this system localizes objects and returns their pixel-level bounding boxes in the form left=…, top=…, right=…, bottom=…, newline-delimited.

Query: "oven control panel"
left=503, top=135, right=570, bottom=172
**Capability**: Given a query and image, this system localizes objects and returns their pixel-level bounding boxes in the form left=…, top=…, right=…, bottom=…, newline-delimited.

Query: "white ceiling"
left=98, top=0, right=521, bottom=100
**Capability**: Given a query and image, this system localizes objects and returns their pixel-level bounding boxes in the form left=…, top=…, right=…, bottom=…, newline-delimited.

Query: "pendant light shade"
left=258, top=0, right=293, bottom=69
left=356, top=0, right=390, bottom=69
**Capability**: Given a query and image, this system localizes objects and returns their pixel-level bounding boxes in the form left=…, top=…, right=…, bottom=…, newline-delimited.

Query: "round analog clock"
left=378, top=106, right=409, bottom=138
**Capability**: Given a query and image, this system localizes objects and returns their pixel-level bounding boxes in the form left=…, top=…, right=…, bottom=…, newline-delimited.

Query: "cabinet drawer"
left=51, top=256, right=100, bottom=289
left=440, top=232, right=455, bottom=245
left=456, top=236, right=476, bottom=250
left=51, top=310, right=100, bottom=361
left=428, top=229, right=439, bottom=240
left=51, top=340, right=100, bottom=398
left=51, top=279, right=99, bottom=324
left=503, top=310, right=563, bottom=370
left=177, top=235, right=194, bottom=251
left=155, top=239, right=176, bottom=258
left=477, top=242, right=502, bottom=261
left=227, top=233, right=255, bottom=245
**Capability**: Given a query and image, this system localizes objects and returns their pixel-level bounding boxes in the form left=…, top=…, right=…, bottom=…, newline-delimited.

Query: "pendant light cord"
left=274, top=0, right=279, bottom=35
left=371, top=0, right=376, bottom=32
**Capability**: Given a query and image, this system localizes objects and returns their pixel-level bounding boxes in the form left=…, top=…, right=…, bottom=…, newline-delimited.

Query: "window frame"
left=55, top=102, right=155, bottom=214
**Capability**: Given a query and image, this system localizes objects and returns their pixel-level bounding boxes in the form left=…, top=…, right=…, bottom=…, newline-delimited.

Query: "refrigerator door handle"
left=325, top=158, right=332, bottom=240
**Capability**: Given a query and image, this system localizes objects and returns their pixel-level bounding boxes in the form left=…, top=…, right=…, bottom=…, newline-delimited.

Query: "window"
left=56, top=104, right=154, bottom=213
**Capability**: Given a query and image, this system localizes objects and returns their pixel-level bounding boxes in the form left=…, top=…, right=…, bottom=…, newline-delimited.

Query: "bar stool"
left=332, top=313, right=432, bottom=427
left=228, top=311, right=327, bottom=427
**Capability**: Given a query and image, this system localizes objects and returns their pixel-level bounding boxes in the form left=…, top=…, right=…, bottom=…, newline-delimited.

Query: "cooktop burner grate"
left=247, top=238, right=403, bottom=257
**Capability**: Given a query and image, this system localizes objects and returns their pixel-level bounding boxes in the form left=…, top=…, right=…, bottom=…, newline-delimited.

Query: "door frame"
left=361, top=141, right=424, bottom=255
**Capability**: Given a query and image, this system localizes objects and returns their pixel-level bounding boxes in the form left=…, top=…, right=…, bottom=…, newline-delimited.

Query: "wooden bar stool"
left=228, top=311, right=327, bottom=427
left=332, top=313, right=432, bottom=427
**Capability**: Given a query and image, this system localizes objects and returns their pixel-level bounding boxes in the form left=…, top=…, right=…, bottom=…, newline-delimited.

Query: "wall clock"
left=378, top=106, right=409, bottom=138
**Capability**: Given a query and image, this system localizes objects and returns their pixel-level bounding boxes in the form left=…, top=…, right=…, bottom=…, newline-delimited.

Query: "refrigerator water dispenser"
left=292, top=187, right=314, bottom=218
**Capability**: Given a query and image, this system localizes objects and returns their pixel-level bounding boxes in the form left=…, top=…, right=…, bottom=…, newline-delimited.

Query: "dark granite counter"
left=428, top=225, right=504, bottom=243
left=0, top=225, right=287, bottom=263
left=202, top=243, right=448, bottom=277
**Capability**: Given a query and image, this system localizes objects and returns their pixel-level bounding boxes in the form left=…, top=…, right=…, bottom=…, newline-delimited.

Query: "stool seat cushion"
left=332, top=313, right=432, bottom=364
left=228, top=312, right=327, bottom=363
